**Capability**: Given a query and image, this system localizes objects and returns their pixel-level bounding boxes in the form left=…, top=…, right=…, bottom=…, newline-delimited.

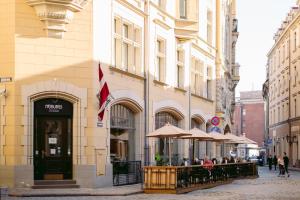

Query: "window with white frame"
left=114, top=17, right=142, bottom=75
left=191, top=58, right=204, bottom=96
left=176, top=50, right=184, bottom=88
left=156, top=39, right=166, bottom=82
left=179, top=0, right=187, bottom=19
left=206, top=66, right=212, bottom=99
left=207, top=10, right=213, bottom=45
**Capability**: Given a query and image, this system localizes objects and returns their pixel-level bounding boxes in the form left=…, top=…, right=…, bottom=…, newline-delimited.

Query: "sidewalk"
left=8, top=184, right=143, bottom=197
left=289, top=167, right=300, bottom=172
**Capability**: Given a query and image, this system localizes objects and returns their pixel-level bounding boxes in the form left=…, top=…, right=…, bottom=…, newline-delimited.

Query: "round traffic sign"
left=211, top=116, right=220, bottom=126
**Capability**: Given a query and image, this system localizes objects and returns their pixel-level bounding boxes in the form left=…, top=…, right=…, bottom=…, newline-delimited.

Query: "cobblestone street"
left=2, top=167, right=300, bottom=200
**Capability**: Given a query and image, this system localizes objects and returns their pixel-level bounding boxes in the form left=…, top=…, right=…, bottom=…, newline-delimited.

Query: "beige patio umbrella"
left=240, top=136, right=257, bottom=144
left=209, top=131, right=231, bottom=141
left=181, top=128, right=215, bottom=161
left=225, top=133, right=247, bottom=144
left=147, top=123, right=191, bottom=165
left=208, top=131, right=231, bottom=158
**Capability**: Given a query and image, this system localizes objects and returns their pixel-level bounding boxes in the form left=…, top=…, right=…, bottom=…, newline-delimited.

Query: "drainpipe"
left=288, top=31, right=292, bottom=163
left=144, top=0, right=150, bottom=166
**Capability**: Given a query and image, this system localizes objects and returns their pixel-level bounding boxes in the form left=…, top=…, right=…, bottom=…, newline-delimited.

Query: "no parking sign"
left=211, top=116, right=220, bottom=126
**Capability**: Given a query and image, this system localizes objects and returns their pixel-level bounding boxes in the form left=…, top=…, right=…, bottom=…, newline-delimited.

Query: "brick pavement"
left=2, top=167, right=300, bottom=200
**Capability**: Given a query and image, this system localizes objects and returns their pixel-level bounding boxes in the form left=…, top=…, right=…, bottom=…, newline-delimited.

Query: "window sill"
left=153, top=79, right=168, bottom=86
left=191, top=93, right=214, bottom=103
left=174, top=87, right=187, bottom=93
left=109, top=66, right=145, bottom=80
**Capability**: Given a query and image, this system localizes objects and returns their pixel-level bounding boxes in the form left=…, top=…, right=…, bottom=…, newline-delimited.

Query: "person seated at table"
left=228, top=156, right=235, bottom=163
left=203, top=156, right=214, bottom=170
left=211, top=158, right=217, bottom=164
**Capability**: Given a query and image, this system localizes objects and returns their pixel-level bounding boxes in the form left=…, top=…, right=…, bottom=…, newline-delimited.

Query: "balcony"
left=175, top=19, right=198, bottom=40
left=26, top=0, right=89, bottom=38
left=232, top=63, right=240, bottom=82
left=232, top=18, right=239, bottom=46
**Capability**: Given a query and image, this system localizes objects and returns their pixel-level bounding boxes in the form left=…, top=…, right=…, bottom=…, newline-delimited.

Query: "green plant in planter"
left=155, top=153, right=163, bottom=166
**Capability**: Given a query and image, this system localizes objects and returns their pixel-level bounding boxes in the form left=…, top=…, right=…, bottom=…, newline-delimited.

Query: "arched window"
left=155, top=112, right=178, bottom=129
left=155, top=112, right=180, bottom=164
left=110, top=104, right=135, bottom=161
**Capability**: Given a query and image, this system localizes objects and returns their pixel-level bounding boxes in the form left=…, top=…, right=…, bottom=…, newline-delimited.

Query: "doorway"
left=33, top=98, right=73, bottom=180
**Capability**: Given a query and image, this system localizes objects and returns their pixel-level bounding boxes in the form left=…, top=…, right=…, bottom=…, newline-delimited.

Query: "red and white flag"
left=97, top=63, right=113, bottom=121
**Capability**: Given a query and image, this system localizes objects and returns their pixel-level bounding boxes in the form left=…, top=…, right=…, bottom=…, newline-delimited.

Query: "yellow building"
left=266, top=1, right=300, bottom=167
left=0, top=0, right=238, bottom=188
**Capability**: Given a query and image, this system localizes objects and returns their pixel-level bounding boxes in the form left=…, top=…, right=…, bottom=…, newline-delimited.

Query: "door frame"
left=33, top=98, right=73, bottom=180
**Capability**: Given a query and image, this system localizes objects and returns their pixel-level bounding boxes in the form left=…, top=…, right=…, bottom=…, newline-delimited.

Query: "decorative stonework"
left=26, top=0, right=89, bottom=38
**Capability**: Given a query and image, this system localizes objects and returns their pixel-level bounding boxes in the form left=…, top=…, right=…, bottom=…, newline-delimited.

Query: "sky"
left=235, top=0, right=296, bottom=96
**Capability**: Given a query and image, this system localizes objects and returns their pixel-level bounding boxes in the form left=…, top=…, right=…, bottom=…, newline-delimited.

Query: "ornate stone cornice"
left=26, top=0, right=89, bottom=38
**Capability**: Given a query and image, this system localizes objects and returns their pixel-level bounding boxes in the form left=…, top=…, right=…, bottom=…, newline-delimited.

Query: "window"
left=206, top=67, right=212, bottom=99
left=179, top=0, right=187, bottom=19
left=207, top=10, right=213, bottom=45
left=155, top=112, right=179, bottom=157
left=295, top=99, right=297, bottom=117
left=176, top=50, right=184, bottom=88
left=113, top=17, right=142, bottom=75
left=270, top=111, right=273, bottom=124
left=191, top=58, right=204, bottom=96
left=286, top=40, right=290, bottom=58
left=294, top=31, right=297, bottom=51
left=282, top=76, right=285, bottom=93
left=278, top=80, right=281, bottom=96
left=282, top=104, right=284, bottom=120
left=156, top=39, right=166, bottom=82
left=278, top=107, right=280, bottom=122
left=278, top=50, right=281, bottom=65
left=294, top=66, right=297, bottom=86
left=158, top=0, right=165, bottom=10
left=282, top=45, right=285, bottom=63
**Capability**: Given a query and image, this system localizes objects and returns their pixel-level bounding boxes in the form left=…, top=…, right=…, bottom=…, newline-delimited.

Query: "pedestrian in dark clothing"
left=273, top=155, right=278, bottom=171
left=267, top=155, right=273, bottom=170
left=283, top=152, right=290, bottom=177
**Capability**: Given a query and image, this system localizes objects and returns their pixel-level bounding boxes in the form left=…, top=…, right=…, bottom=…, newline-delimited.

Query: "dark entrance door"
left=34, top=98, right=73, bottom=180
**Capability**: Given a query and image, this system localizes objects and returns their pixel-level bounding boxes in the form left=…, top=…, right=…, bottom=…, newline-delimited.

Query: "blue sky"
left=235, top=0, right=296, bottom=96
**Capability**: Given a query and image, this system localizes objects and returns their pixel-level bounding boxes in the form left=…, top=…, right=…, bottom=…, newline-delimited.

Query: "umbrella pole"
left=169, top=138, right=171, bottom=166
left=192, top=139, right=195, bottom=163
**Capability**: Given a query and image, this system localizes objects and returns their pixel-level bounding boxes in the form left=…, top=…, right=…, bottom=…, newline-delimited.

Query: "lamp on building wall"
left=286, top=135, right=298, bottom=144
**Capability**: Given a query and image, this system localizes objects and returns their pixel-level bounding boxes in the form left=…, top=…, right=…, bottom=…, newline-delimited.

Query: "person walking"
left=283, top=152, right=290, bottom=177
left=278, top=156, right=286, bottom=177
left=273, top=155, right=278, bottom=171
left=267, top=155, right=273, bottom=170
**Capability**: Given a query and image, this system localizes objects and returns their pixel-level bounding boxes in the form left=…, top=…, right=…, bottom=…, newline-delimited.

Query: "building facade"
left=215, top=0, right=239, bottom=134
left=0, top=0, right=238, bottom=188
left=265, top=1, right=300, bottom=167
left=233, top=91, right=265, bottom=148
